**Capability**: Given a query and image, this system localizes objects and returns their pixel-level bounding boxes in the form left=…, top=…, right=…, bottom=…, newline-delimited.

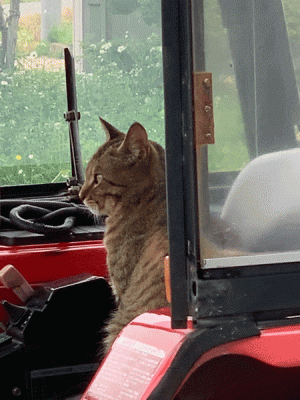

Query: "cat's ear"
left=99, top=117, right=124, bottom=141
left=118, top=122, right=149, bottom=158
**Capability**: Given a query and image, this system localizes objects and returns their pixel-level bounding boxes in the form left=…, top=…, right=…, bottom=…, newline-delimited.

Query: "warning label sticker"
left=84, top=337, right=165, bottom=400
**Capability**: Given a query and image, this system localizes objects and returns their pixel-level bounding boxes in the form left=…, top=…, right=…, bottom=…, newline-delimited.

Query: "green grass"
left=0, top=34, right=250, bottom=186
left=208, top=97, right=249, bottom=172
left=0, top=38, right=166, bottom=186
left=0, top=63, right=249, bottom=186
left=0, top=163, right=70, bottom=186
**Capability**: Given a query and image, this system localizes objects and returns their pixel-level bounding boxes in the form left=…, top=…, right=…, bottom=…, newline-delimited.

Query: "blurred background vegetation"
left=0, top=0, right=299, bottom=185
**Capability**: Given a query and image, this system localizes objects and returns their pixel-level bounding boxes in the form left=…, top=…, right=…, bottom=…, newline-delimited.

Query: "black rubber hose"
left=9, top=205, right=76, bottom=234
left=9, top=205, right=75, bottom=233
left=0, top=200, right=76, bottom=230
left=37, top=206, right=89, bottom=223
left=1, top=199, right=99, bottom=234
left=0, top=199, right=74, bottom=211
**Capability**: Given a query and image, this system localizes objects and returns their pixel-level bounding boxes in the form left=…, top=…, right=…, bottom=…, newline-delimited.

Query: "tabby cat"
left=79, top=118, right=169, bottom=353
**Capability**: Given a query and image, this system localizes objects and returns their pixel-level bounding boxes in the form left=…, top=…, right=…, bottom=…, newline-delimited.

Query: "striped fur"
left=79, top=119, right=169, bottom=353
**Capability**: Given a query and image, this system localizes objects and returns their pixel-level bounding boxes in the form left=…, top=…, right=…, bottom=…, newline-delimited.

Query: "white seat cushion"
left=221, top=148, right=300, bottom=251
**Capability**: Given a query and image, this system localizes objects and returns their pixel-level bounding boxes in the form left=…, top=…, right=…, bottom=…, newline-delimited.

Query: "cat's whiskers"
left=84, top=199, right=100, bottom=215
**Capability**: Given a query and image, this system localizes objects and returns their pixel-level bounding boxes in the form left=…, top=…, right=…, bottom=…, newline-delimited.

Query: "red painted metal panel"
left=197, top=323, right=300, bottom=368
left=0, top=240, right=108, bottom=324
left=82, top=310, right=300, bottom=400
left=82, top=309, right=193, bottom=400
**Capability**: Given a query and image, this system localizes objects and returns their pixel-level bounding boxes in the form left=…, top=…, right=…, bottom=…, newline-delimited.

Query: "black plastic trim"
left=0, top=182, right=68, bottom=200
left=162, top=0, right=190, bottom=328
left=0, top=226, right=105, bottom=246
left=192, top=270, right=300, bottom=322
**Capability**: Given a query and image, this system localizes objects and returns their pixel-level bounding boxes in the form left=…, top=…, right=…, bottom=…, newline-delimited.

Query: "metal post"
left=41, top=0, right=61, bottom=41
left=64, top=48, right=85, bottom=186
left=162, top=0, right=198, bottom=329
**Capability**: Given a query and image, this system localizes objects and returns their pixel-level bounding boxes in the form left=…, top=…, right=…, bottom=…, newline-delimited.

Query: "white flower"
left=102, top=42, right=112, bottom=50
left=18, top=170, right=23, bottom=174
left=29, top=154, right=33, bottom=159
left=1, top=81, right=8, bottom=85
left=29, top=51, right=38, bottom=58
left=117, top=46, right=126, bottom=53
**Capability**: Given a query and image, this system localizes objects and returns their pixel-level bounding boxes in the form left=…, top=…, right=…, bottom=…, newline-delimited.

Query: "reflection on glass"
left=0, top=2, right=72, bottom=186
left=0, top=0, right=164, bottom=186
left=205, top=0, right=249, bottom=173
left=201, top=0, right=300, bottom=265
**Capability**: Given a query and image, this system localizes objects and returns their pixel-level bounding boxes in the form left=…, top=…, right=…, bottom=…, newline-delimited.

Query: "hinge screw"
left=12, top=387, right=21, bottom=397
left=203, top=78, right=211, bottom=87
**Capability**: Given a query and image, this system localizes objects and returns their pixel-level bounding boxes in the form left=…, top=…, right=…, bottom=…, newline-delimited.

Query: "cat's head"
left=79, top=118, right=165, bottom=216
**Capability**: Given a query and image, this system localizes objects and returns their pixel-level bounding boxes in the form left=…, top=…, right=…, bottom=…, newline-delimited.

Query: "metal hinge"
left=193, top=72, right=215, bottom=145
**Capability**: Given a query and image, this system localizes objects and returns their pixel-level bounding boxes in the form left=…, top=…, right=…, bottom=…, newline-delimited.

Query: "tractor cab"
left=83, top=0, right=300, bottom=399
left=1, top=0, right=300, bottom=399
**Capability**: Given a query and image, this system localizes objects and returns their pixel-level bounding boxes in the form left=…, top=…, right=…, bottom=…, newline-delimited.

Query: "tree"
left=0, top=0, right=21, bottom=69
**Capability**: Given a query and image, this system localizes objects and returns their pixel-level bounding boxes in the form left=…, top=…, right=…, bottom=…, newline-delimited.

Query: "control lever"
left=0, top=264, right=34, bottom=302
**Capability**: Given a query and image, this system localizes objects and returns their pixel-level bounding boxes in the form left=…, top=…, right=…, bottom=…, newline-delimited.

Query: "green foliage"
left=107, top=0, right=139, bottom=15
left=283, top=0, right=300, bottom=36
left=0, top=67, right=70, bottom=186
left=35, top=41, right=51, bottom=57
left=2, top=0, right=300, bottom=186
left=108, top=0, right=161, bottom=26
left=0, top=163, right=70, bottom=186
left=208, top=96, right=249, bottom=172
left=17, top=11, right=73, bottom=58
left=81, top=34, right=164, bottom=146
left=137, top=0, right=161, bottom=26
left=16, top=25, right=37, bottom=57
left=48, top=22, right=73, bottom=45
left=0, top=34, right=165, bottom=186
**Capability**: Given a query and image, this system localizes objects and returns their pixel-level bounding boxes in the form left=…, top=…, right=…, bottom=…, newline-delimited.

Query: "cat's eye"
left=94, top=174, right=103, bottom=184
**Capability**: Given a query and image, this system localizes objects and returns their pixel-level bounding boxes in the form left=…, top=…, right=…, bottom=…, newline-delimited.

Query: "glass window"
left=0, top=0, right=164, bottom=186
left=199, top=0, right=300, bottom=266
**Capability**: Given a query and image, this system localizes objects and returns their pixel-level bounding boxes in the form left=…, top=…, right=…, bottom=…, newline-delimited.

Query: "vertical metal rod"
left=64, top=48, right=85, bottom=185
